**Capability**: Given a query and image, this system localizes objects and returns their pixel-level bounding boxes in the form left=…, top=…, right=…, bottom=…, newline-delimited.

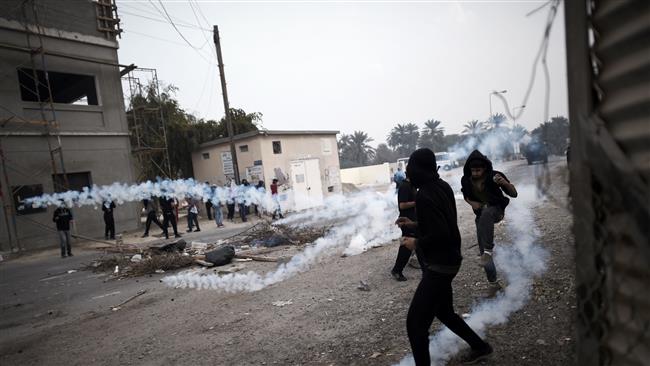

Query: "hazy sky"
left=116, top=0, right=568, bottom=147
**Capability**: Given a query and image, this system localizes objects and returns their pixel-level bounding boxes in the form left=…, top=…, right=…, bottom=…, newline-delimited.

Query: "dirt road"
left=0, top=158, right=575, bottom=365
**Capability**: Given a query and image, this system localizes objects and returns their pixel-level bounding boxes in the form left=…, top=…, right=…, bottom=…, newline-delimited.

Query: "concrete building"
left=0, top=0, right=138, bottom=251
left=192, top=130, right=341, bottom=211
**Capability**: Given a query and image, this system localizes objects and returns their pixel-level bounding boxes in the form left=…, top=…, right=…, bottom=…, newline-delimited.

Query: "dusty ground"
left=0, top=158, right=576, bottom=366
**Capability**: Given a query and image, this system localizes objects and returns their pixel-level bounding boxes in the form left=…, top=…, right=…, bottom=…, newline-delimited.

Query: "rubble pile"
left=86, top=221, right=329, bottom=278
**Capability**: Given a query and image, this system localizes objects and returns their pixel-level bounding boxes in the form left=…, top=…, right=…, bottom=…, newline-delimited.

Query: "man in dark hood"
left=397, top=148, right=493, bottom=365
left=461, top=150, right=517, bottom=297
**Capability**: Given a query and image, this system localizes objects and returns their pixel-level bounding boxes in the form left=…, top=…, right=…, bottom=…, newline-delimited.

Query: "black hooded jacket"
left=461, top=150, right=511, bottom=214
left=407, top=149, right=462, bottom=271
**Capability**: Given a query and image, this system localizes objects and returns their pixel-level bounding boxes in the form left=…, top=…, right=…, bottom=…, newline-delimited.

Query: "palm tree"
left=387, top=123, right=419, bottom=157
left=462, top=120, right=485, bottom=136
left=348, top=131, right=375, bottom=165
left=487, top=113, right=507, bottom=130
left=418, top=119, right=445, bottom=151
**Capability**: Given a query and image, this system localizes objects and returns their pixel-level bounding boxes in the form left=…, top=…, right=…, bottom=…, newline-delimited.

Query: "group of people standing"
left=392, top=149, right=518, bottom=365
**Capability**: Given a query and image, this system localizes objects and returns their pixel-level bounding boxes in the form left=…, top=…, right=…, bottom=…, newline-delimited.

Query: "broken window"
left=13, top=184, right=47, bottom=215
left=52, top=172, right=92, bottom=193
left=239, top=145, right=249, bottom=152
left=17, top=68, right=99, bottom=105
left=272, top=141, right=282, bottom=154
left=202, top=153, right=210, bottom=159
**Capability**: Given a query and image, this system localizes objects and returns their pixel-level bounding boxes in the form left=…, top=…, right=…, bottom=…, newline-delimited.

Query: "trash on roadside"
left=205, top=246, right=235, bottom=266
left=357, top=280, right=370, bottom=291
left=130, top=254, right=142, bottom=262
left=67, top=269, right=77, bottom=274
left=216, top=264, right=245, bottom=275
left=272, top=299, right=293, bottom=307
left=154, top=269, right=165, bottom=274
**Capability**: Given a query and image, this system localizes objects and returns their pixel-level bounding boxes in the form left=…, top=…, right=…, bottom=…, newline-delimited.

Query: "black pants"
left=104, top=216, right=115, bottom=239
left=407, top=270, right=486, bottom=366
left=187, top=212, right=200, bottom=231
left=162, top=211, right=179, bottom=238
left=144, top=211, right=163, bottom=235
left=227, top=204, right=235, bottom=220
left=392, top=244, right=425, bottom=275
left=205, top=202, right=213, bottom=220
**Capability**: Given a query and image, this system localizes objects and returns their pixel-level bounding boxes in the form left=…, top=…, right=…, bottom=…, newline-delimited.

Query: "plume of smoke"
left=396, top=185, right=547, bottom=365
left=449, top=127, right=527, bottom=163
left=162, top=188, right=401, bottom=291
left=24, top=178, right=277, bottom=212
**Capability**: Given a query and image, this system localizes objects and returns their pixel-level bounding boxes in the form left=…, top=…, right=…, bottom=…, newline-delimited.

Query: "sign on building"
left=246, top=165, right=264, bottom=182
left=221, top=151, right=234, bottom=175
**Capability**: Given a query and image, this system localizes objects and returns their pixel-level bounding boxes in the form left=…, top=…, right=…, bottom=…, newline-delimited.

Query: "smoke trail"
left=396, top=185, right=547, bottom=366
left=24, top=178, right=276, bottom=212
left=162, top=188, right=401, bottom=291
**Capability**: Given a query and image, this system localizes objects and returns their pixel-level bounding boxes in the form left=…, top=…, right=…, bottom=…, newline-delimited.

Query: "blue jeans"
left=214, top=205, right=223, bottom=226
left=58, top=230, right=71, bottom=256
left=475, top=205, right=504, bottom=283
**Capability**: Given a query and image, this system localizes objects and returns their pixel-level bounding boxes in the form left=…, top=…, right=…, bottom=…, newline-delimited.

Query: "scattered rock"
left=536, top=339, right=547, bottom=345
left=155, top=269, right=165, bottom=274
left=130, top=254, right=143, bottom=263
left=272, top=299, right=293, bottom=307
left=67, top=269, right=77, bottom=274
left=357, top=281, right=370, bottom=291
left=370, top=352, right=381, bottom=359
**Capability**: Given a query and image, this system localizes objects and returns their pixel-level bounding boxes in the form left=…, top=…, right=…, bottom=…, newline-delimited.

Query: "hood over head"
left=463, top=150, right=494, bottom=177
left=406, top=148, right=440, bottom=188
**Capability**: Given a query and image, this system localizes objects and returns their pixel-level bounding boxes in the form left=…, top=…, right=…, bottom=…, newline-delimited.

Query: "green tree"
left=487, top=113, right=507, bottom=130
left=462, top=120, right=485, bottom=137
left=531, top=116, right=569, bottom=155
left=373, top=143, right=398, bottom=164
left=387, top=123, right=419, bottom=157
left=338, top=131, right=375, bottom=168
left=127, top=82, right=260, bottom=180
left=418, top=119, right=445, bottom=152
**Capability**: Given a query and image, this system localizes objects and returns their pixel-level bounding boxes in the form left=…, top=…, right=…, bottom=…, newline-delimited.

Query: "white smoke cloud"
left=25, top=178, right=277, bottom=212
left=396, top=185, right=547, bottom=365
left=162, top=188, right=401, bottom=291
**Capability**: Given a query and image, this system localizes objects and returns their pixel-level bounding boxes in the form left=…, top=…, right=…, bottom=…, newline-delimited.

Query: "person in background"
left=396, top=148, right=493, bottom=365
left=227, top=180, right=236, bottom=222
left=270, top=178, right=284, bottom=220
left=102, top=200, right=116, bottom=240
left=255, top=180, right=265, bottom=218
left=394, top=165, right=406, bottom=189
left=239, top=179, right=250, bottom=222
left=142, top=198, right=164, bottom=238
left=159, top=196, right=181, bottom=239
left=204, top=181, right=213, bottom=221
left=391, top=174, right=420, bottom=281
left=186, top=197, right=201, bottom=232
left=53, top=200, right=74, bottom=258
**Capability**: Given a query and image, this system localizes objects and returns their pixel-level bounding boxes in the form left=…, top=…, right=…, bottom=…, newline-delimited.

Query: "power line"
left=153, top=0, right=209, bottom=50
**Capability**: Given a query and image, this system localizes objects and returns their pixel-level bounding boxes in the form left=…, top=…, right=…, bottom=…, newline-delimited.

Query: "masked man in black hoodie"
left=461, top=150, right=517, bottom=297
left=396, top=148, right=492, bottom=365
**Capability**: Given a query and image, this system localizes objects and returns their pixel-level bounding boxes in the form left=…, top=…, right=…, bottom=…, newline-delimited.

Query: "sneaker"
left=460, top=343, right=493, bottom=364
left=186, top=229, right=193, bottom=233
left=61, top=254, right=67, bottom=258
left=194, top=229, right=200, bottom=232
left=67, top=253, right=73, bottom=257
left=174, top=234, right=182, bottom=238
left=483, top=281, right=503, bottom=299
left=391, top=271, right=407, bottom=282
left=479, top=250, right=493, bottom=266
left=141, top=234, right=149, bottom=238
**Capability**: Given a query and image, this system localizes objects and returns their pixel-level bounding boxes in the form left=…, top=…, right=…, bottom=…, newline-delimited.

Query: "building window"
left=52, top=172, right=92, bottom=193
left=272, top=141, right=282, bottom=154
left=13, top=184, right=47, bottom=215
left=17, top=68, right=99, bottom=105
left=202, top=153, right=210, bottom=159
left=239, top=145, right=249, bottom=152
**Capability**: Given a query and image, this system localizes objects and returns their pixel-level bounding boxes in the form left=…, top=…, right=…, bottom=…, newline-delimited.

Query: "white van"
left=435, top=152, right=458, bottom=171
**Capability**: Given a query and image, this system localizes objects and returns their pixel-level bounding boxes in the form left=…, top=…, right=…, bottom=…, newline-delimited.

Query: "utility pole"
left=213, top=25, right=240, bottom=184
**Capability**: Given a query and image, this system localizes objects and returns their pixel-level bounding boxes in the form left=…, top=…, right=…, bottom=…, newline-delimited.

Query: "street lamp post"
left=512, top=105, right=526, bottom=125
left=489, top=89, right=508, bottom=124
